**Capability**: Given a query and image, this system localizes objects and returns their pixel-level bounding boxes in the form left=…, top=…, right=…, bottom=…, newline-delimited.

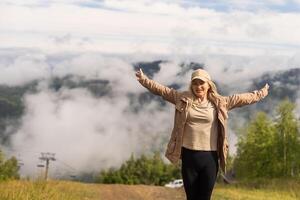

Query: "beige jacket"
left=139, top=77, right=268, bottom=173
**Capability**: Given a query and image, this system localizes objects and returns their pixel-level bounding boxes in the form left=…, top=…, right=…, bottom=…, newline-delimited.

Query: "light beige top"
left=182, top=100, right=218, bottom=151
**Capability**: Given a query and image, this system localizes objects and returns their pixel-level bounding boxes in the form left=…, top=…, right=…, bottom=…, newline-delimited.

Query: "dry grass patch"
left=0, top=179, right=299, bottom=200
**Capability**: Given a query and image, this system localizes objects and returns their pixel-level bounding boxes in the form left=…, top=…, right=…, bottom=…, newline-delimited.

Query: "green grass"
left=213, top=178, right=300, bottom=200
left=0, top=180, right=101, bottom=200
left=0, top=178, right=299, bottom=200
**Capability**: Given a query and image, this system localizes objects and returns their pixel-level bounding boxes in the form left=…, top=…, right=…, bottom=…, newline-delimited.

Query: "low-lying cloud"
left=0, top=49, right=299, bottom=178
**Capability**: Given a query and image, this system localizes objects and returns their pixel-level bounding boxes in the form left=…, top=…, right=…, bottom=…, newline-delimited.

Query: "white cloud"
left=9, top=84, right=174, bottom=177
left=0, top=49, right=298, bottom=178
left=0, top=51, right=50, bottom=85
left=1, top=1, right=300, bottom=55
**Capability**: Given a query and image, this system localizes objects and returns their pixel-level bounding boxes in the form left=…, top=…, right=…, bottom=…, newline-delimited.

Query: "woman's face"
left=191, top=79, right=210, bottom=98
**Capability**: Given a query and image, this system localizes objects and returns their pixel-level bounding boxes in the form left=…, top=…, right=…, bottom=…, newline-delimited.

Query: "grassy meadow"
left=0, top=179, right=299, bottom=200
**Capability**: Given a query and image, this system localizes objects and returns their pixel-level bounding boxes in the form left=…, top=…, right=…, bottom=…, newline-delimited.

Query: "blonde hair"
left=189, top=80, right=221, bottom=103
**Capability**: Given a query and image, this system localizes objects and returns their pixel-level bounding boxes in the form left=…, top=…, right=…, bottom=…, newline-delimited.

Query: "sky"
left=1, top=0, right=300, bottom=178
left=1, top=0, right=300, bottom=56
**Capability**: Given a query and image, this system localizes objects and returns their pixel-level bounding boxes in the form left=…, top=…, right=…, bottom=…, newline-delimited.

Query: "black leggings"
left=181, top=147, right=219, bottom=200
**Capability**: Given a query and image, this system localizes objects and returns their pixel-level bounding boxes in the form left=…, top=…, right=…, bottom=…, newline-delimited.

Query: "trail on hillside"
left=97, top=184, right=185, bottom=200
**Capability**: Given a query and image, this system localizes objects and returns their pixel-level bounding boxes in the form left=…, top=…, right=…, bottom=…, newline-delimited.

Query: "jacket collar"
left=180, top=91, right=194, bottom=102
left=180, top=91, right=228, bottom=120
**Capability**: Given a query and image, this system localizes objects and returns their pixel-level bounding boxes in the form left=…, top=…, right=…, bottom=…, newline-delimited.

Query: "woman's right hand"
left=261, top=83, right=270, bottom=97
left=135, top=68, right=146, bottom=81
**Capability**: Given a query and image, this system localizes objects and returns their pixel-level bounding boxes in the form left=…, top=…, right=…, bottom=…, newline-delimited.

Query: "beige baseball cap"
left=191, top=69, right=211, bottom=82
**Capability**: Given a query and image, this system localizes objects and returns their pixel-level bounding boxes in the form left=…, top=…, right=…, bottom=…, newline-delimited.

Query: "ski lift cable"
left=55, top=158, right=78, bottom=172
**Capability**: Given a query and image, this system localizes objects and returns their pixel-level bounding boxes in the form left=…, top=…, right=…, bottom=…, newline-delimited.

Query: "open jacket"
left=139, top=76, right=268, bottom=174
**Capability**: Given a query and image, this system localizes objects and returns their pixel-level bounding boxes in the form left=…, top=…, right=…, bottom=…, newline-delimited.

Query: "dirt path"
left=97, top=184, right=185, bottom=200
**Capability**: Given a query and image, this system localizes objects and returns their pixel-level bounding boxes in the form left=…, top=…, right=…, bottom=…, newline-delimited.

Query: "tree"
left=234, top=100, right=300, bottom=179
left=96, top=152, right=181, bottom=185
left=0, top=150, right=20, bottom=181
left=234, top=112, right=276, bottom=178
left=274, top=100, right=300, bottom=177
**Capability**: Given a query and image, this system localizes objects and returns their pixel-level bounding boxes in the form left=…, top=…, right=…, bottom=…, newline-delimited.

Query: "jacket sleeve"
left=226, top=85, right=269, bottom=110
left=138, top=76, right=178, bottom=105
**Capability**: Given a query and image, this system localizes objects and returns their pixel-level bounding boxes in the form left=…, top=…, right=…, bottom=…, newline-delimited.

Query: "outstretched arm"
left=135, top=68, right=178, bottom=104
left=226, top=83, right=270, bottom=110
